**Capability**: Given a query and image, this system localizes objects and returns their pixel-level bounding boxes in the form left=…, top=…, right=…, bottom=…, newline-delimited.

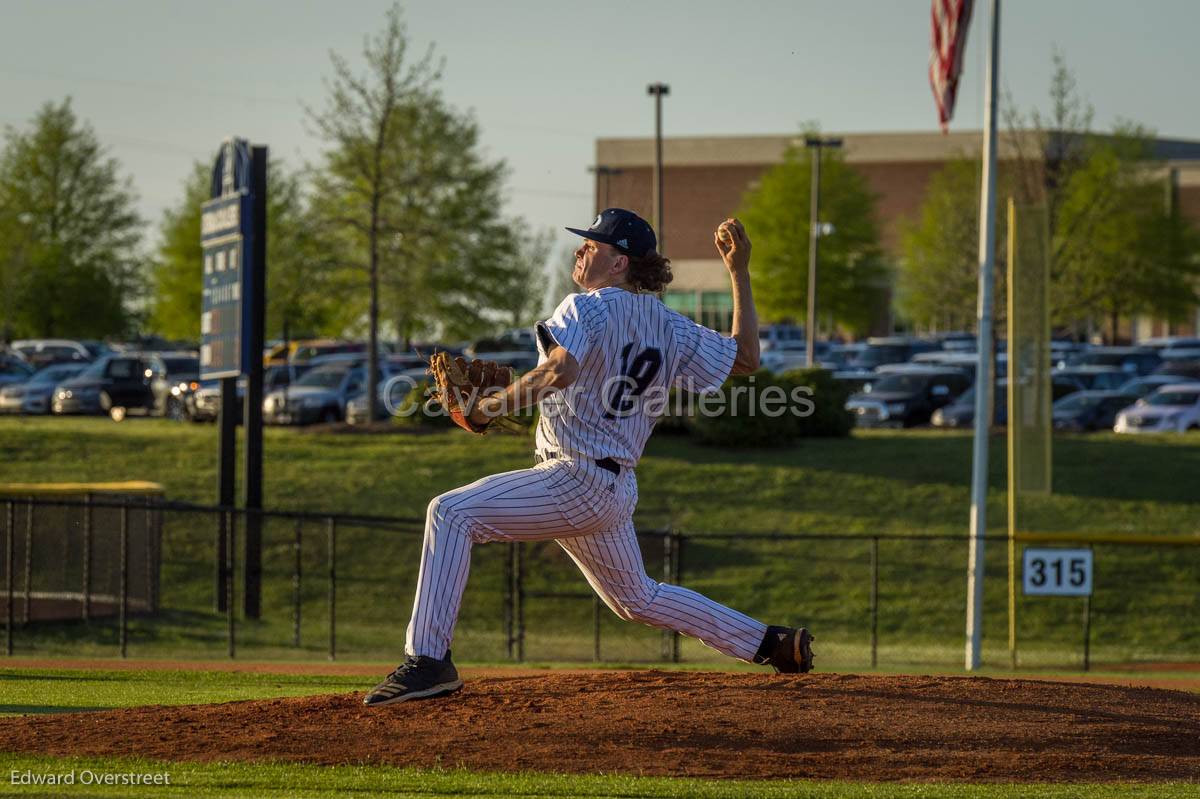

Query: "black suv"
left=845, top=367, right=971, bottom=428
left=52, top=353, right=163, bottom=417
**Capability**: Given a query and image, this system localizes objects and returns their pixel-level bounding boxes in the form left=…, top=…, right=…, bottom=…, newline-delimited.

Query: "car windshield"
left=30, top=365, right=82, bottom=384
left=1056, top=393, right=1102, bottom=412
left=855, top=346, right=905, bottom=366
left=868, top=374, right=929, bottom=394
left=295, top=367, right=347, bottom=389
left=79, top=357, right=111, bottom=378
left=1147, top=391, right=1200, bottom=407
left=163, top=357, right=199, bottom=374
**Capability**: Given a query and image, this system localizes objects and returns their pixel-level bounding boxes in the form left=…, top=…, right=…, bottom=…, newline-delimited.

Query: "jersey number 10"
left=603, top=344, right=662, bottom=419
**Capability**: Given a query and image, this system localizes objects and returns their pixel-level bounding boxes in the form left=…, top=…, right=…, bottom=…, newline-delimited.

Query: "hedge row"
left=394, top=368, right=853, bottom=448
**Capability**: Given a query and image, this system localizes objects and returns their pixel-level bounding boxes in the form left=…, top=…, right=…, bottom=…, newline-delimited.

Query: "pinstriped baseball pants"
left=405, top=457, right=768, bottom=662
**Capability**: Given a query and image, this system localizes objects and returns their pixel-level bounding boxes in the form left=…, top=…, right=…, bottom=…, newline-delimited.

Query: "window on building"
left=700, top=291, right=734, bottom=333
left=663, top=291, right=698, bottom=321
left=662, top=290, right=734, bottom=331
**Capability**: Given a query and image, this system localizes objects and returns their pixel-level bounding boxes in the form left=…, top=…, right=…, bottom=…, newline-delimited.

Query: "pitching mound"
left=3, top=671, right=1199, bottom=782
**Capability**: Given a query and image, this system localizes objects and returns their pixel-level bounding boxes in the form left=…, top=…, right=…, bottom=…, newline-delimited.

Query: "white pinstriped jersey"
left=534, top=287, right=737, bottom=468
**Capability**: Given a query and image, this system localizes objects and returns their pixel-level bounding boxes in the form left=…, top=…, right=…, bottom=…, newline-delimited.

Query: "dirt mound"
left=3, top=671, right=1199, bottom=782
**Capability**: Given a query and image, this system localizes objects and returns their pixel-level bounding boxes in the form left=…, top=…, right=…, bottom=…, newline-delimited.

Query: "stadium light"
left=647, top=83, right=670, bottom=254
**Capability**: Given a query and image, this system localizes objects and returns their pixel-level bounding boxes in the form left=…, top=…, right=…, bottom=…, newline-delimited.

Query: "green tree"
left=0, top=99, right=142, bottom=338
left=544, top=243, right=580, bottom=317
left=903, top=52, right=1199, bottom=340
left=736, top=136, right=889, bottom=336
left=145, top=164, right=207, bottom=340
left=490, top=224, right=554, bottom=329
left=1054, top=129, right=1199, bottom=336
left=1004, top=52, right=1198, bottom=339
left=308, top=3, right=526, bottom=416
left=147, top=160, right=340, bottom=342
left=896, top=157, right=1008, bottom=331
left=897, top=158, right=980, bottom=330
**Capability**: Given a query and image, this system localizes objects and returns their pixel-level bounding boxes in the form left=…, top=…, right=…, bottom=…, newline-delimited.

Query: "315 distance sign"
left=1022, top=548, right=1093, bottom=596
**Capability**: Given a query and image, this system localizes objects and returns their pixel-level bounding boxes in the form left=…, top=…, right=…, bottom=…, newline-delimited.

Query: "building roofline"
left=596, top=130, right=1200, bottom=168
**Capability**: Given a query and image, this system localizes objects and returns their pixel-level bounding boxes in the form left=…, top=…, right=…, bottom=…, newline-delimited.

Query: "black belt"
left=536, top=451, right=621, bottom=476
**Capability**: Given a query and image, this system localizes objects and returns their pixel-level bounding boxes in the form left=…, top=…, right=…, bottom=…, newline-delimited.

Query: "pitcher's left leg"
left=557, top=519, right=768, bottom=662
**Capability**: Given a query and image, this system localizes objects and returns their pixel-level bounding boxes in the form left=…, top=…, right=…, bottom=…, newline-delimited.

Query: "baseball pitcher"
left=365, top=209, right=813, bottom=706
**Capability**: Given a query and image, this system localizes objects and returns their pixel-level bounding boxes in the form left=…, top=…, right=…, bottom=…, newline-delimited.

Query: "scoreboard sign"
left=200, top=138, right=256, bottom=379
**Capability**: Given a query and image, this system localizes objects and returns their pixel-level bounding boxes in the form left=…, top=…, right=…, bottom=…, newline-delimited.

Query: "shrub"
left=684, top=368, right=853, bottom=447
left=780, top=367, right=855, bottom=437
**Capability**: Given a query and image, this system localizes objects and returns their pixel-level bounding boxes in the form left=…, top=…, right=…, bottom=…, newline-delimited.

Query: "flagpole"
left=965, top=0, right=1000, bottom=672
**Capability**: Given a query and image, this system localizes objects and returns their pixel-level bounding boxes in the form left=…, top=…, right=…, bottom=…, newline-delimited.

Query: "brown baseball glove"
left=428, top=352, right=514, bottom=434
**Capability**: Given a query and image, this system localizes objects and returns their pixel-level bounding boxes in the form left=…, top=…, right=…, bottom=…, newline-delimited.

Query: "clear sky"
left=2, top=0, right=1196, bottom=257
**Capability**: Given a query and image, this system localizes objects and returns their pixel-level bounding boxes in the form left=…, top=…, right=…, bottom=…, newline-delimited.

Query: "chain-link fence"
left=3, top=496, right=1197, bottom=669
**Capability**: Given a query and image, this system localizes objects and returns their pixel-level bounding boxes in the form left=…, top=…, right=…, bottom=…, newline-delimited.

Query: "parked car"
left=1158, top=347, right=1200, bottom=364
left=187, top=378, right=246, bottom=424
left=153, top=352, right=200, bottom=419
left=186, top=365, right=310, bottom=423
left=1052, top=390, right=1139, bottom=432
left=1138, top=336, right=1200, bottom=352
left=10, top=339, right=93, bottom=368
left=263, top=363, right=379, bottom=425
left=1051, top=366, right=1128, bottom=392
left=0, top=362, right=88, bottom=414
left=79, top=340, right=113, bottom=360
left=0, top=354, right=34, bottom=389
left=934, top=332, right=977, bottom=352
left=51, top=353, right=163, bottom=417
left=819, top=343, right=866, bottom=371
left=1114, top=383, right=1200, bottom=434
left=345, top=368, right=426, bottom=425
left=467, top=329, right=539, bottom=359
left=758, top=324, right=806, bottom=352
left=845, top=366, right=971, bottom=428
left=264, top=339, right=367, bottom=367
left=931, top=377, right=1080, bottom=429
left=1117, top=374, right=1194, bottom=400
left=846, top=337, right=940, bottom=372
left=1154, top=360, right=1200, bottom=381
left=760, top=340, right=822, bottom=374
left=831, top=370, right=879, bottom=395
left=1060, top=346, right=1161, bottom=376
left=186, top=379, right=226, bottom=423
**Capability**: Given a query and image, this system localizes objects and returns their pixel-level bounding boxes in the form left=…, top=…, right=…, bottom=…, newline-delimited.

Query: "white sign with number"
left=1023, top=548, right=1093, bottom=596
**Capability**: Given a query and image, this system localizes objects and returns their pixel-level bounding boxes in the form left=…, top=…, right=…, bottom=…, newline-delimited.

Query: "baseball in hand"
left=717, top=225, right=734, bottom=243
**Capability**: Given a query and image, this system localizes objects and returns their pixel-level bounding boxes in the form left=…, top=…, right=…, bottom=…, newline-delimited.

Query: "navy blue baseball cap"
left=566, top=208, right=657, bottom=258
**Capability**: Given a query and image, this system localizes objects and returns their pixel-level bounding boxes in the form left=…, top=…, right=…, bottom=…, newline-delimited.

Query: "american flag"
left=929, top=0, right=975, bottom=132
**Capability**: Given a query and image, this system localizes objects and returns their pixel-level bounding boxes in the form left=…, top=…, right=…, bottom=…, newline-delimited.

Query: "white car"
left=1114, top=383, right=1200, bottom=434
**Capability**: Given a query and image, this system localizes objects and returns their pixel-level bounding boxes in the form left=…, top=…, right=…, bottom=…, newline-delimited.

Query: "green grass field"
left=0, top=667, right=1197, bottom=797
left=2, top=754, right=1194, bottom=798
left=1, top=417, right=1197, bottom=668
left=2, top=421, right=1197, bottom=797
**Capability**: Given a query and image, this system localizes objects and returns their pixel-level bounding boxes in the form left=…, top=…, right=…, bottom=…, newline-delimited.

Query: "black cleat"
left=755, top=625, right=815, bottom=674
left=363, top=653, right=463, bottom=707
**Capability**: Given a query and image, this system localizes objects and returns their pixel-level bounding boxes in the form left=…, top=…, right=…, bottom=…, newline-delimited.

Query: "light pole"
left=646, top=83, right=670, bottom=254
left=804, top=136, right=842, bottom=366
left=588, top=165, right=624, bottom=213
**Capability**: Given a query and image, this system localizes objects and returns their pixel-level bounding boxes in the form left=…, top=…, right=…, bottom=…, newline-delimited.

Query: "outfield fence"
left=2, top=495, right=1197, bottom=670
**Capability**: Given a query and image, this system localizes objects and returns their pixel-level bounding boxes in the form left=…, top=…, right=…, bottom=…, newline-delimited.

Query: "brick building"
left=593, top=131, right=1200, bottom=337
